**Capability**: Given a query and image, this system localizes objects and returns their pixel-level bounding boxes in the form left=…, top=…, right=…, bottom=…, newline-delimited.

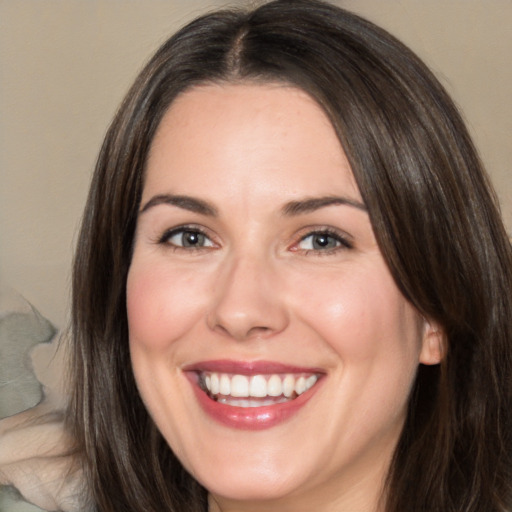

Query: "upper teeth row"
left=202, top=373, right=318, bottom=398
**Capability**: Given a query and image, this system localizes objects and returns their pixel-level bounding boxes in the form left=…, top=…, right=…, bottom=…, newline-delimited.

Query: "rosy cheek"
left=295, top=266, right=413, bottom=360
left=126, top=263, right=205, bottom=352
left=296, top=277, right=367, bottom=347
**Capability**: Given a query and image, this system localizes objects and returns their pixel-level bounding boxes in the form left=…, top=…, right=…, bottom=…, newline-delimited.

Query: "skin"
left=127, top=83, right=442, bottom=512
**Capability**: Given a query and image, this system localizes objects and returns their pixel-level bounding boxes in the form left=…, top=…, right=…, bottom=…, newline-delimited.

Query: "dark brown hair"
left=68, top=1, right=512, bottom=510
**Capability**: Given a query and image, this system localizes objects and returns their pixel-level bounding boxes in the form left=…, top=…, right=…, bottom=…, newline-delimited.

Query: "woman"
left=67, top=0, right=512, bottom=511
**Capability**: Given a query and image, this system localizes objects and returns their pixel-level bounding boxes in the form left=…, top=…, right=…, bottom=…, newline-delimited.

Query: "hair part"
left=68, top=1, right=512, bottom=510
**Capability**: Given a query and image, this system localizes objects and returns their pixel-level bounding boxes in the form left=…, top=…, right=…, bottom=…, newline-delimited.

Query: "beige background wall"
left=1, top=0, right=511, bottom=329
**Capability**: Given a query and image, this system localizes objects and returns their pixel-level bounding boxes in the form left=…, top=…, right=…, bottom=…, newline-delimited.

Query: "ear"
left=419, top=319, right=444, bottom=365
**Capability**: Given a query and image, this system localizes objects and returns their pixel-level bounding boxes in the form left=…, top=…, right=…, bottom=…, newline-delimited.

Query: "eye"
left=296, top=230, right=352, bottom=252
left=160, top=227, right=214, bottom=249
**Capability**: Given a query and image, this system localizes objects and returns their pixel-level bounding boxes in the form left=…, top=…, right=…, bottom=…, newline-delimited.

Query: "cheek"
left=126, top=259, right=207, bottom=351
left=292, top=264, right=422, bottom=363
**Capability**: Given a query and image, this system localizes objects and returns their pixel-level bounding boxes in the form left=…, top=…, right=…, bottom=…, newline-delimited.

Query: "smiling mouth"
left=198, top=372, right=319, bottom=408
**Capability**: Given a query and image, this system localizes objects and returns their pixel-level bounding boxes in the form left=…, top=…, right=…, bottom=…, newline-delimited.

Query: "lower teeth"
left=216, top=396, right=291, bottom=407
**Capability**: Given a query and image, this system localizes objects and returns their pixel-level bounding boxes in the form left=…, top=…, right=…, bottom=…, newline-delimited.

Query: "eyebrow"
left=140, top=194, right=218, bottom=216
left=139, top=193, right=366, bottom=217
left=281, top=196, right=367, bottom=215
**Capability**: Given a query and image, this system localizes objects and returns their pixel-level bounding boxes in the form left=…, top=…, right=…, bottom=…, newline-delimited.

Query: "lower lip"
left=187, top=375, right=319, bottom=430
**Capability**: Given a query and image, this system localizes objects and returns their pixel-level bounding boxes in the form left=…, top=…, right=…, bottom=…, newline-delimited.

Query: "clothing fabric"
left=0, top=288, right=84, bottom=512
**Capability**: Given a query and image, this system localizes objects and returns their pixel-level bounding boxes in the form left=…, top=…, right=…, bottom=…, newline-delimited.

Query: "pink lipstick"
left=183, top=360, right=323, bottom=430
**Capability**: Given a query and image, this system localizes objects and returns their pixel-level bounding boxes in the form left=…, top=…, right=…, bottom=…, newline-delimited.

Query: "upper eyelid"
left=288, top=227, right=354, bottom=253
left=158, top=224, right=214, bottom=244
left=154, top=223, right=353, bottom=248
left=295, top=226, right=353, bottom=243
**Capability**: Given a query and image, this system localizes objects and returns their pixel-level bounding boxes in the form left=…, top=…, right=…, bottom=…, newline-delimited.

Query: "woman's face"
left=127, top=83, right=439, bottom=510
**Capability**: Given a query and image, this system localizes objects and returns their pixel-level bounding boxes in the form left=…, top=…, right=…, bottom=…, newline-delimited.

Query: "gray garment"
left=0, top=289, right=56, bottom=512
left=0, top=486, right=48, bottom=512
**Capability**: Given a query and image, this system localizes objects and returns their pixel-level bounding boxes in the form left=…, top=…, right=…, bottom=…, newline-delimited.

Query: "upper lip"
left=182, top=359, right=324, bottom=375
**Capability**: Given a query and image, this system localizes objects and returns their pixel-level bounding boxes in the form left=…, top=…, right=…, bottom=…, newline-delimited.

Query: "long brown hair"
left=68, top=1, right=512, bottom=510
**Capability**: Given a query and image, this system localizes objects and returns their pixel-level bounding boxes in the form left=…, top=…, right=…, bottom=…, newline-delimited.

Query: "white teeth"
left=219, top=374, right=231, bottom=395
left=306, top=375, right=317, bottom=389
left=210, top=373, right=220, bottom=394
left=295, top=376, right=306, bottom=395
left=217, top=397, right=289, bottom=407
left=201, top=371, right=319, bottom=402
left=267, top=375, right=282, bottom=396
left=249, top=375, right=267, bottom=397
left=283, top=375, right=295, bottom=397
left=231, top=375, right=249, bottom=397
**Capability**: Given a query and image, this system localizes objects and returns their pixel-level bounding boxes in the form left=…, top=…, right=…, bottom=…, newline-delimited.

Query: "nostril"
left=246, top=326, right=272, bottom=338
left=210, top=322, right=274, bottom=342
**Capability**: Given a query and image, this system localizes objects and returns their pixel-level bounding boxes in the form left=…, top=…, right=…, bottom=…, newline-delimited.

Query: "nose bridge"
left=208, top=247, right=288, bottom=341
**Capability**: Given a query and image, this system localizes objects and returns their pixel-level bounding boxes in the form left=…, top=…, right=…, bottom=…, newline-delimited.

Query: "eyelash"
left=294, top=228, right=353, bottom=255
left=156, top=225, right=353, bottom=254
left=157, top=225, right=215, bottom=251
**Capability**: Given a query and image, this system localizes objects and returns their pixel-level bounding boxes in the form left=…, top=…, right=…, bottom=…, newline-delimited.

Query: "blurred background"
left=1, top=0, right=511, bottom=330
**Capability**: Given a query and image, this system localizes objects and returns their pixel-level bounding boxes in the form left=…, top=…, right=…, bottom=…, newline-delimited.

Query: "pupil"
left=183, top=231, right=203, bottom=247
left=313, top=234, right=334, bottom=249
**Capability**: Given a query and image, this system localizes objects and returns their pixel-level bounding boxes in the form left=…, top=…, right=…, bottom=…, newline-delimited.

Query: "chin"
left=203, top=472, right=298, bottom=503
left=186, top=449, right=304, bottom=503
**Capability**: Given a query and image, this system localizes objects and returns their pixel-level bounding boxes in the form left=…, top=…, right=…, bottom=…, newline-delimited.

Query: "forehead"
left=144, top=83, right=360, bottom=204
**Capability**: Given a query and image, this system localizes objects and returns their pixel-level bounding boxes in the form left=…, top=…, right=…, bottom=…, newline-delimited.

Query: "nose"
left=207, top=253, right=289, bottom=342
